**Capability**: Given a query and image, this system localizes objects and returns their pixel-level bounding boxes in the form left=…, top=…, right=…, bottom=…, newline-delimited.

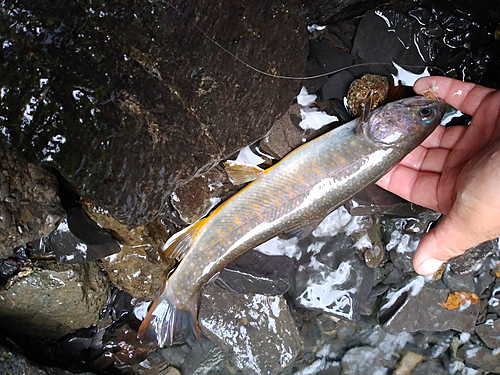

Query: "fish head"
left=363, top=96, right=446, bottom=148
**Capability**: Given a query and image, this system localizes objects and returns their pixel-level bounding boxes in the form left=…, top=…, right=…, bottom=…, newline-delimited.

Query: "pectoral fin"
left=162, top=218, right=208, bottom=261
left=280, top=219, right=323, bottom=241
left=224, top=160, right=264, bottom=185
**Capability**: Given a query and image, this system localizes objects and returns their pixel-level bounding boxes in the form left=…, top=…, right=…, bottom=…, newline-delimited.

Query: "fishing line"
left=159, top=0, right=446, bottom=80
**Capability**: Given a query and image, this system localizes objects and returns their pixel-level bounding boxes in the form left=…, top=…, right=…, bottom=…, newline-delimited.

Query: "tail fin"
left=138, top=280, right=200, bottom=347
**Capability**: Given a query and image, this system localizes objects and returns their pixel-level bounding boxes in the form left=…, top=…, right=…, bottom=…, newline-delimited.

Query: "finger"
left=413, top=214, right=483, bottom=275
left=376, top=165, right=440, bottom=211
left=399, top=146, right=450, bottom=173
left=420, top=125, right=466, bottom=150
left=414, top=77, right=496, bottom=117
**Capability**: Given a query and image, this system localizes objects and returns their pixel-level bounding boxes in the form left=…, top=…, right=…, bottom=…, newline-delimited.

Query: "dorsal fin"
left=223, top=160, right=264, bottom=185
left=162, top=218, right=207, bottom=261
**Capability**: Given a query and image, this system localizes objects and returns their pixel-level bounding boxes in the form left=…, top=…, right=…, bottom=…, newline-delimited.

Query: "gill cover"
left=365, top=96, right=446, bottom=146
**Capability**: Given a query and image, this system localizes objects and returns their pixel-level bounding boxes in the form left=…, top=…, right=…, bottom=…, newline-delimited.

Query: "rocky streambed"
left=1, top=0, right=500, bottom=374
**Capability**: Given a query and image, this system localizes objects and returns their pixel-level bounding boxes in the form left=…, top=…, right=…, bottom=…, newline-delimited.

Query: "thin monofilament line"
left=163, top=1, right=445, bottom=80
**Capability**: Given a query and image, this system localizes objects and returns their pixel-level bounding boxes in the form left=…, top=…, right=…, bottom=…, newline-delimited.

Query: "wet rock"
left=475, top=319, right=500, bottom=349
left=0, top=346, right=97, bottom=375
left=341, top=347, right=387, bottom=375
left=0, top=146, right=64, bottom=257
left=380, top=279, right=479, bottom=333
left=259, top=104, right=305, bottom=160
left=217, top=250, right=295, bottom=295
left=457, top=344, right=500, bottom=373
left=393, top=351, right=425, bottom=375
left=442, top=268, right=476, bottom=293
left=199, top=284, right=302, bottom=375
left=294, top=235, right=375, bottom=321
left=181, top=338, right=227, bottom=375
left=320, top=71, right=354, bottom=102
left=448, top=240, right=499, bottom=274
left=309, top=39, right=352, bottom=77
left=171, top=168, right=228, bottom=224
left=85, top=208, right=171, bottom=299
left=1, top=0, right=307, bottom=227
left=0, top=260, right=110, bottom=339
left=412, top=361, right=448, bottom=375
left=102, top=246, right=165, bottom=300
left=38, top=210, right=120, bottom=263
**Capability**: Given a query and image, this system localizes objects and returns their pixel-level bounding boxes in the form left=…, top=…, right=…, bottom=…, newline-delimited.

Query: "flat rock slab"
left=380, top=280, right=479, bottom=333
left=457, top=345, right=500, bottom=373
left=475, top=319, right=500, bottom=349
left=0, top=261, right=110, bottom=339
left=1, top=0, right=307, bottom=227
left=199, top=284, right=302, bottom=375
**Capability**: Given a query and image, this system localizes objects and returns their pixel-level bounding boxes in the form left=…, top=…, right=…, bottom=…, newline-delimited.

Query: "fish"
left=139, top=96, right=446, bottom=347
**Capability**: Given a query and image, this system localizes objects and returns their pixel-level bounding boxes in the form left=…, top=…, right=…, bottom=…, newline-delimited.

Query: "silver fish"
left=139, top=96, right=446, bottom=346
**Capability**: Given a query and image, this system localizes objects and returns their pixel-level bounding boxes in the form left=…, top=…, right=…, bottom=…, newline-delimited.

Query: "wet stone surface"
left=1, top=0, right=307, bottom=227
left=0, top=146, right=64, bottom=257
left=199, top=284, right=302, bottom=375
left=0, top=260, right=110, bottom=339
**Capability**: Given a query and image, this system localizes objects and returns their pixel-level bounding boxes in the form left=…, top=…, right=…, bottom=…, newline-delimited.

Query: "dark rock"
left=380, top=279, right=479, bottom=333
left=474, top=271, right=496, bottom=297
left=294, top=235, right=375, bottom=321
left=303, top=59, right=329, bottom=93
left=320, top=71, right=353, bottom=101
left=457, top=344, right=500, bottom=373
left=443, top=268, right=476, bottom=293
left=341, top=347, right=387, bottom=375
left=0, top=260, right=110, bottom=339
left=412, top=361, right=448, bottom=375
left=171, top=168, right=228, bottom=224
left=0, top=346, right=97, bottom=375
left=199, top=284, right=302, bottom=375
left=217, top=250, right=295, bottom=295
left=360, top=283, right=389, bottom=316
left=181, top=337, right=227, bottom=375
left=448, top=240, right=498, bottom=274
left=301, top=0, right=385, bottom=23
left=38, top=212, right=120, bottom=264
left=0, top=146, right=64, bottom=257
left=475, top=319, right=500, bottom=349
left=308, top=39, right=352, bottom=76
left=0, top=258, right=20, bottom=284
left=1, top=0, right=307, bottom=227
left=389, top=245, right=416, bottom=274
left=259, top=104, right=305, bottom=160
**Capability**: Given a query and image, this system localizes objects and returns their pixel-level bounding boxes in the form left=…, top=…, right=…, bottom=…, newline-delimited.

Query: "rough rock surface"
left=380, top=280, right=479, bottom=333
left=1, top=0, right=307, bottom=227
left=0, top=146, right=64, bottom=257
left=0, top=261, right=110, bottom=338
left=199, top=284, right=302, bottom=375
left=0, top=346, right=97, bottom=375
left=341, top=347, right=386, bottom=375
left=457, top=345, right=500, bottom=373
left=475, top=319, right=500, bottom=349
left=448, top=240, right=499, bottom=274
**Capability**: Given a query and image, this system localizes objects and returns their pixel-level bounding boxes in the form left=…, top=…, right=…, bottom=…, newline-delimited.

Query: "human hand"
left=377, top=76, right=500, bottom=276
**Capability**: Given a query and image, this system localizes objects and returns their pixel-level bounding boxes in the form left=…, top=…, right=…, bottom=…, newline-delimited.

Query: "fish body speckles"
left=139, top=96, right=446, bottom=347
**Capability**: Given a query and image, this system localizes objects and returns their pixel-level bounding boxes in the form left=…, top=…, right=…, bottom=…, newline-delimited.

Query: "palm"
left=378, top=77, right=500, bottom=215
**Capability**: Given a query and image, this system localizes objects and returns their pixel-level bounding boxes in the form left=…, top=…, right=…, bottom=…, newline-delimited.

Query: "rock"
left=442, top=268, right=476, bottom=293
left=181, top=338, right=227, bottom=375
left=1, top=0, right=307, bottom=227
left=320, top=71, right=353, bottom=101
left=301, top=0, right=380, bottom=23
left=0, top=146, right=64, bottom=257
left=0, top=260, right=110, bottom=339
left=102, top=245, right=165, bottom=300
left=393, top=351, right=425, bottom=375
left=37, top=209, right=120, bottom=263
left=259, top=104, right=305, bottom=160
left=448, top=240, right=499, bottom=274
left=0, top=346, right=97, bottom=375
left=380, top=279, right=479, bottom=333
left=412, top=361, right=448, bottom=375
left=85, top=208, right=171, bottom=299
left=171, top=168, right=228, bottom=224
left=308, top=39, right=352, bottom=77
left=217, top=250, right=295, bottom=295
left=475, top=319, right=500, bottom=349
left=341, top=347, right=387, bottom=375
left=457, top=344, right=500, bottom=373
left=199, top=284, right=302, bottom=375
left=294, top=235, right=375, bottom=321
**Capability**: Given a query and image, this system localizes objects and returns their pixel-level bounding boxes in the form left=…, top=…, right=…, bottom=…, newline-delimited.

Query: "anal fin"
left=223, top=160, right=264, bottom=185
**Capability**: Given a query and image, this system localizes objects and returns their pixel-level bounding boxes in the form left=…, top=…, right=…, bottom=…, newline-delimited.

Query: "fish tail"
left=138, top=279, right=200, bottom=347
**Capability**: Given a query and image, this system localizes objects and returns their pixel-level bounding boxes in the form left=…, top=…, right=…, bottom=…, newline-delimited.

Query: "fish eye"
left=420, top=108, right=435, bottom=123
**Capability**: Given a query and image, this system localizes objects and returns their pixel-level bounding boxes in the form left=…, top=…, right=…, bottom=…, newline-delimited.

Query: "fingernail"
left=417, top=258, right=445, bottom=275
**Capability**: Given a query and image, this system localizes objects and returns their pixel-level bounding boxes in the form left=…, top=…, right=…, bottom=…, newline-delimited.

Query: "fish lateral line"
left=160, top=0, right=446, bottom=80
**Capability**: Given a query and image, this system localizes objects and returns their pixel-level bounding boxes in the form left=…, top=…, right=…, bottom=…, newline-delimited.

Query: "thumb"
left=413, top=213, right=481, bottom=276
